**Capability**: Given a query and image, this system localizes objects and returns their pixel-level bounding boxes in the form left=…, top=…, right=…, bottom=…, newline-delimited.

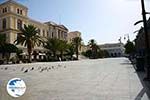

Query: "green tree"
left=124, top=40, right=135, bottom=54
left=0, top=34, right=18, bottom=62
left=0, top=44, right=18, bottom=53
left=14, top=25, right=43, bottom=62
left=103, top=50, right=109, bottom=58
left=88, top=39, right=100, bottom=59
left=66, top=43, right=75, bottom=60
left=72, top=37, right=82, bottom=60
left=0, top=34, right=6, bottom=46
left=0, top=34, right=6, bottom=57
left=44, top=38, right=60, bottom=61
left=58, top=40, right=67, bottom=60
left=1, top=44, right=18, bottom=62
left=0, top=34, right=18, bottom=53
left=97, top=50, right=109, bottom=58
left=82, top=50, right=92, bottom=58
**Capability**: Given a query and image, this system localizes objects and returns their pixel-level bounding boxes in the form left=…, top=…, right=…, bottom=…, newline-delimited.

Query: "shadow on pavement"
left=135, top=71, right=150, bottom=100
left=120, top=59, right=132, bottom=65
left=127, top=58, right=150, bottom=99
left=122, top=58, right=150, bottom=99
left=120, top=62, right=132, bottom=65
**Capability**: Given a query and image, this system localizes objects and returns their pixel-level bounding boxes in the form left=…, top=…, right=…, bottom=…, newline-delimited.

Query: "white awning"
left=39, top=53, right=46, bottom=56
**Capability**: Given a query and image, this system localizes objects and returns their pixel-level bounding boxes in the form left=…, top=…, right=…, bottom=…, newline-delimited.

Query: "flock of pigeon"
left=0, top=64, right=67, bottom=73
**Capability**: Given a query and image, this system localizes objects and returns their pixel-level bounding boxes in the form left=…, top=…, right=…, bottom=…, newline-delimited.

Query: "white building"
left=99, top=43, right=125, bottom=57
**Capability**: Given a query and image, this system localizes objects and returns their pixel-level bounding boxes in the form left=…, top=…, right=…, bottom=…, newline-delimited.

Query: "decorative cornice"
left=0, top=12, right=28, bottom=20
left=0, top=0, right=28, bottom=10
left=0, top=28, right=20, bottom=33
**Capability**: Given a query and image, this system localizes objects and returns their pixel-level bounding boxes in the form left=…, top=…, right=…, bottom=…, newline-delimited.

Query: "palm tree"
left=88, top=39, right=99, bottom=59
left=14, top=25, right=43, bottom=62
left=72, top=37, right=82, bottom=60
left=124, top=40, right=135, bottom=55
left=66, top=43, right=75, bottom=60
left=58, top=40, right=67, bottom=60
left=88, top=39, right=96, bottom=49
left=44, top=38, right=60, bottom=61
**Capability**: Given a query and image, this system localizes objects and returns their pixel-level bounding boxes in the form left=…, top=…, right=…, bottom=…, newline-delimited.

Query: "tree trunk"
left=27, top=45, right=32, bottom=63
left=28, top=52, right=31, bottom=63
left=6, top=53, right=10, bottom=64
left=53, top=51, right=56, bottom=61
left=71, top=55, right=73, bottom=60
left=76, top=45, right=79, bottom=60
left=60, top=51, right=63, bottom=60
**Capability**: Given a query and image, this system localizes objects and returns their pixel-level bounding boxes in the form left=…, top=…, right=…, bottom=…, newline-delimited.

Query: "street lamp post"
left=141, top=0, right=150, bottom=80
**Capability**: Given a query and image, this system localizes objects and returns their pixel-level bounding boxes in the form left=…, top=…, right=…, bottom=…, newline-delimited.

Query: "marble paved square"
left=0, top=57, right=149, bottom=100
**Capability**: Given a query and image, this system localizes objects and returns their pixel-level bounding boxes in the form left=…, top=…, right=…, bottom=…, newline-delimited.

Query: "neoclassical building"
left=99, top=43, right=125, bottom=57
left=67, top=31, right=81, bottom=43
left=67, top=31, right=88, bottom=53
left=0, top=0, right=68, bottom=60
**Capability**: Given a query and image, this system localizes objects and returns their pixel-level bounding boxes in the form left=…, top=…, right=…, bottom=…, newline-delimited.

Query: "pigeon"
left=31, top=67, right=34, bottom=71
left=24, top=69, right=28, bottom=73
left=40, top=68, right=44, bottom=72
left=5, top=67, right=8, bottom=70
left=52, top=66, right=54, bottom=69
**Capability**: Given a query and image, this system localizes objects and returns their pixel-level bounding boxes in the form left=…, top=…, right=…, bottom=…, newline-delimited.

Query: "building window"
left=5, top=7, right=7, bottom=12
left=20, top=10, right=22, bottom=15
left=61, top=32, right=64, bottom=38
left=17, top=8, right=19, bottom=14
left=17, top=19, right=22, bottom=30
left=58, top=31, right=60, bottom=38
left=47, top=31, right=48, bottom=37
left=3, top=8, right=5, bottom=13
left=52, top=32, right=54, bottom=38
left=2, top=18, right=6, bottom=29
left=2, top=7, right=7, bottom=13
left=64, top=32, right=67, bottom=37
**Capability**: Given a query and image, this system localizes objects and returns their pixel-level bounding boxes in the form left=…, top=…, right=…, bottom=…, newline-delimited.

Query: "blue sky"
left=1, top=0, right=150, bottom=44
